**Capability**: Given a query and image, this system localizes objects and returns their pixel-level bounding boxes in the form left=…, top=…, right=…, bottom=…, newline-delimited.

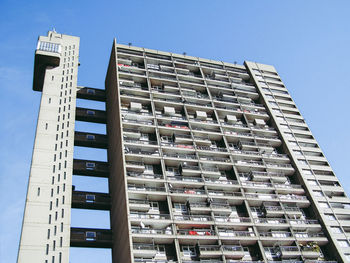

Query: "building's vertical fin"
left=105, top=39, right=132, bottom=263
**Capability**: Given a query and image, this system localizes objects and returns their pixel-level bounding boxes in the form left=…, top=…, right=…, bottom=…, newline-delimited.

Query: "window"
left=313, top=191, right=324, bottom=197
left=293, top=150, right=303, bottom=156
left=86, top=232, right=96, bottom=241
left=307, top=179, right=317, bottom=185
left=299, top=159, right=308, bottom=165
left=326, top=214, right=336, bottom=221
left=87, top=88, right=95, bottom=95
left=289, top=141, right=298, bottom=146
left=319, top=202, right=330, bottom=208
left=86, top=162, right=96, bottom=169
left=86, top=194, right=95, bottom=203
left=338, top=240, right=350, bottom=248
left=331, top=227, right=343, bottom=234
left=86, top=134, right=95, bottom=140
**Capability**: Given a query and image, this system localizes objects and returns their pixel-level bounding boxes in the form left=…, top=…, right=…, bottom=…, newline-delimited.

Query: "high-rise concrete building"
left=18, top=30, right=350, bottom=263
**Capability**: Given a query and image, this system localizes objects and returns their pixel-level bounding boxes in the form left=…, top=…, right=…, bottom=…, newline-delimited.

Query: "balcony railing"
left=259, top=231, right=292, bottom=238
left=125, top=148, right=159, bottom=156
left=214, top=216, right=251, bottom=223
left=218, top=230, right=255, bottom=237
left=163, top=153, right=197, bottom=160
left=178, top=229, right=215, bottom=236
left=129, top=212, right=171, bottom=220
left=131, top=227, right=172, bottom=235
left=208, top=190, right=242, bottom=197
left=128, top=185, right=166, bottom=192
left=196, top=146, right=228, bottom=152
left=124, top=139, right=158, bottom=145
left=254, top=218, right=287, bottom=224
left=204, top=178, right=238, bottom=185
left=127, top=172, right=163, bottom=179
left=167, top=176, right=203, bottom=183
left=173, top=214, right=212, bottom=222
left=170, top=188, right=206, bottom=195
left=199, top=156, right=231, bottom=163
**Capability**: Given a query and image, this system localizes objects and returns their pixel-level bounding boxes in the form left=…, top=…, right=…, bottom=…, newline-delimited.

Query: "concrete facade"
left=18, top=31, right=79, bottom=263
left=18, top=31, right=350, bottom=263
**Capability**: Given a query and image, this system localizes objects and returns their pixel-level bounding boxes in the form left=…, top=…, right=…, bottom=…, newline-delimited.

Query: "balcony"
left=259, top=231, right=293, bottom=244
left=198, top=245, right=222, bottom=258
left=201, top=167, right=221, bottom=177
left=70, top=227, right=112, bottom=248
left=242, top=108, right=269, bottom=120
left=167, top=176, right=203, bottom=185
left=129, top=199, right=152, bottom=212
left=218, top=229, right=256, bottom=243
left=300, top=246, right=322, bottom=259
left=119, top=81, right=149, bottom=91
left=127, top=171, right=163, bottom=181
left=254, top=218, right=288, bottom=228
left=204, top=178, right=239, bottom=189
left=130, top=212, right=171, bottom=221
left=199, top=156, right=231, bottom=164
left=124, top=138, right=159, bottom=146
left=161, top=142, right=195, bottom=153
left=208, top=190, right=243, bottom=201
left=278, top=246, right=301, bottom=258
left=163, top=152, right=197, bottom=161
left=294, top=232, right=327, bottom=244
left=131, top=226, right=173, bottom=238
left=75, top=107, right=107, bottom=124
left=222, top=245, right=245, bottom=259
left=261, top=205, right=285, bottom=217
left=214, top=215, right=252, bottom=225
left=77, top=87, right=106, bottom=101
left=125, top=147, right=160, bottom=157
left=280, top=220, right=320, bottom=233
left=173, top=214, right=213, bottom=225
left=159, top=121, right=190, bottom=131
left=170, top=188, right=206, bottom=197
left=33, top=40, right=61, bottom=91
left=133, top=243, right=167, bottom=259
left=128, top=184, right=166, bottom=196
left=265, top=162, right=294, bottom=175
left=196, top=145, right=228, bottom=154
left=177, top=229, right=216, bottom=240
left=244, top=171, right=288, bottom=183
left=125, top=161, right=146, bottom=172
left=74, top=131, right=108, bottom=149
left=71, top=190, right=111, bottom=210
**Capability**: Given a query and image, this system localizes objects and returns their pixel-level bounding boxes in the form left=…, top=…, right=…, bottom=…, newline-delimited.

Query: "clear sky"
left=1, top=0, right=350, bottom=262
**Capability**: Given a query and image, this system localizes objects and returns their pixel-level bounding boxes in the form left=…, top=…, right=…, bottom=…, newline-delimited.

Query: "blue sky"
left=1, top=0, right=350, bottom=262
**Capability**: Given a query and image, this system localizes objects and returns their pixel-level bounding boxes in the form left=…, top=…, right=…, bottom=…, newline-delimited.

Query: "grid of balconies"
left=116, top=47, right=332, bottom=263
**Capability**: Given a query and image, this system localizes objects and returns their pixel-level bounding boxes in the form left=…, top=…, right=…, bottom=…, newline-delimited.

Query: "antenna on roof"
left=128, top=43, right=132, bottom=47
left=183, top=52, right=187, bottom=56
left=234, top=61, right=237, bottom=65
